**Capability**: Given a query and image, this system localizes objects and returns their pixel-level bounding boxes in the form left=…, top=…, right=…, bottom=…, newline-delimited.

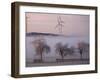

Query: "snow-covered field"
left=26, top=34, right=89, bottom=67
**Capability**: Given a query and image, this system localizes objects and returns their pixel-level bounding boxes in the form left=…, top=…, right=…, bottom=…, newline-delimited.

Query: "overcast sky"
left=26, top=12, right=89, bottom=37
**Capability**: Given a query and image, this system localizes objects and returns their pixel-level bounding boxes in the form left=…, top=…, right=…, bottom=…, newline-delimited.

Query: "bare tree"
left=77, top=42, right=89, bottom=59
left=33, top=38, right=51, bottom=62
left=55, top=43, right=75, bottom=61
left=55, top=43, right=64, bottom=61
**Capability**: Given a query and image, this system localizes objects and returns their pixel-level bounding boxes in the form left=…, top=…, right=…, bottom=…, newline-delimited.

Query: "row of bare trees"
left=32, top=38, right=89, bottom=62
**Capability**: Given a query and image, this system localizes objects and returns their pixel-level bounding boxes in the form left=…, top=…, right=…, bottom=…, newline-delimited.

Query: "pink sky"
left=26, top=12, right=89, bottom=36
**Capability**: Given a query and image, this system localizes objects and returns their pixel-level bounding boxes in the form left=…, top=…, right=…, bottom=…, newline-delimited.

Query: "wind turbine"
left=55, top=16, right=65, bottom=34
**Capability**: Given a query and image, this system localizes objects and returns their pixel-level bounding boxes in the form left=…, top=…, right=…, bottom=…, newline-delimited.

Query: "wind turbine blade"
left=55, top=24, right=59, bottom=28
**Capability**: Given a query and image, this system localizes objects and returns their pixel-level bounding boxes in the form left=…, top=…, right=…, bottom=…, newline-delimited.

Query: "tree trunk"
left=40, top=52, right=43, bottom=62
left=80, top=54, right=82, bottom=59
left=61, top=55, right=64, bottom=62
left=79, top=49, right=83, bottom=60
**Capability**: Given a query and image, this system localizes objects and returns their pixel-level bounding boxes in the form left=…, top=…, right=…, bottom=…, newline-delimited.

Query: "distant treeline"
left=26, top=32, right=89, bottom=38
left=26, top=32, right=60, bottom=36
